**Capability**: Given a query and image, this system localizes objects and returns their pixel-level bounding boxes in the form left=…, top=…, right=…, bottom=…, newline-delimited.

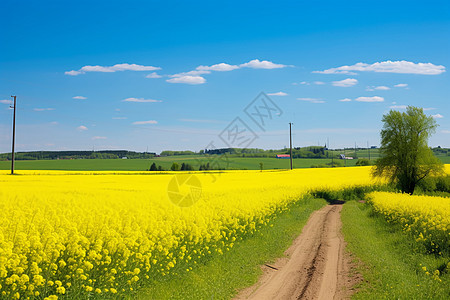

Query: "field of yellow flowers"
left=0, top=167, right=377, bottom=299
left=367, top=191, right=450, bottom=257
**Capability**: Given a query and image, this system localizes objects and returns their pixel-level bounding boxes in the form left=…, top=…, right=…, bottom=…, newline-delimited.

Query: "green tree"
left=170, top=162, right=180, bottom=171
left=149, top=162, right=157, bottom=171
left=372, top=106, right=443, bottom=194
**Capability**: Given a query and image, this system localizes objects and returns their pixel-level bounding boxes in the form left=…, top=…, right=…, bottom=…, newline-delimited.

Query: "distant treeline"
left=1, top=147, right=447, bottom=161
left=0, top=150, right=156, bottom=161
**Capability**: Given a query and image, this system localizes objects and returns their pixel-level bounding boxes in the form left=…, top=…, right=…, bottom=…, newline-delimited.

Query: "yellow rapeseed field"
left=0, top=167, right=413, bottom=299
left=367, top=191, right=450, bottom=257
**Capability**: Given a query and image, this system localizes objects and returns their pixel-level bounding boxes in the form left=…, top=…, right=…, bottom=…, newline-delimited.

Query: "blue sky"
left=1, top=0, right=449, bottom=153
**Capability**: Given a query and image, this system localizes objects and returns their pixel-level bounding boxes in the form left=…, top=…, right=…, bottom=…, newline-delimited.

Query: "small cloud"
left=145, top=72, right=162, bottom=78
left=314, top=81, right=325, bottom=85
left=394, top=83, right=408, bottom=88
left=373, top=86, right=390, bottom=90
left=112, top=117, right=127, bottom=120
left=355, top=96, right=384, bottom=102
left=300, top=81, right=310, bottom=85
left=297, top=97, right=325, bottom=103
left=73, top=96, right=87, bottom=100
left=122, top=98, right=162, bottom=103
left=267, top=92, right=288, bottom=96
left=432, top=114, right=444, bottom=119
left=33, top=108, right=55, bottom=111
left=389, top=105, right=408, bottom=109
left=166, top=75, right=206, bottom=84
left=0, top=99, right=12, bottom=104
left=240, top=59, right=287, bottom=69
left=66, top=63, right=161, bottom=76
left=196, top=63, right=239, bottom=72
left=314, top=60, right=445, bottom=75
left=133, top=120, right=158, bottom=125
left=92, top=136, right=107, bottom=140
left=332, top=78, right=358, bottom=87
left=77, top=125, right=88, bottom=131
left=339, top=98, right=352, bottom=102
left=423, top=107, right=436, bottom=111
left=65, top=70, right=82, bottom=76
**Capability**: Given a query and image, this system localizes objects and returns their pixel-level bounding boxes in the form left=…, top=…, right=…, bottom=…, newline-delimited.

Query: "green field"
left=0, top=156, right=360, bottom=171
left=0, top=151, right=448, bottom=171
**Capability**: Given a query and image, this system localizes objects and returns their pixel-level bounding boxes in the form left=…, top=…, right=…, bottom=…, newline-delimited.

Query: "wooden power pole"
left=289, top=122, right=293, bottom=170
left=10, top=96, right=17, bottom=175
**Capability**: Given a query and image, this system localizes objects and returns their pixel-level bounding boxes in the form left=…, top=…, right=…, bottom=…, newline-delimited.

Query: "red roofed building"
left=276, top=154, right=290, bottom=159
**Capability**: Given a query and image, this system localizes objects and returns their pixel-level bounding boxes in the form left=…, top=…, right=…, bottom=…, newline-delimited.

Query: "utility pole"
left=367, top=141, right=370, bottom=161
left=289, top=122, right=293, bottom=170
left=355, top=142, right=357, bottom=159
left=344, top=147, right=346, bottom=167
left=10, top=96, right=17, bottom=175
left=330, top=139, right=334, bottom=167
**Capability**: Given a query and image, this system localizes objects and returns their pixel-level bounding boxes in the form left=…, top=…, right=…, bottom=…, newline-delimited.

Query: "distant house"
left=276, top=154, right=290, bottom=159
left=339, top=154, right=353, bottom=160
left=121, top=157, right=128, bottom=159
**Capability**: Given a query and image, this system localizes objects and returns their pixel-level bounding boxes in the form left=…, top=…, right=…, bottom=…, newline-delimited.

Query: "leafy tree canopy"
left=372, top=106, right=443, bottom=194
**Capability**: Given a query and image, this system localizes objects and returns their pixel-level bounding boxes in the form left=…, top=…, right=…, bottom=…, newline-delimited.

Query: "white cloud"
left=145, top=72, right=162, bottom=78
left=300, top=81, right=309, bottom=85
left=332, top=78, right=358, bottom=87
left=297, top=97, right=325, bottom=103
left=166, top=59, right=288, bottom=84
left=73, top=96, right=87, bottom=100
left=65, top=63, right=161, bottom=76
left=389, top=105, right=407, bottom=109
left=77, top=125, right=88, bottom=131
left=65, top=70, right=82, bottom=76
left=314, top=60, right=445, bottom=75
left=92, top=136, right=107, bottom=140
left=240, top=59, right=287, bottom=69
left=166, top=75, right=206, bottom=84
left=423, top=107, right=436, bottom=111
left=33, top=108, right=55, bottom=111
left=432, top=114, right=444, bottom=119
left=112, top=117, right=127, bottom=120
left=313, top=81, right=325, bottom=85
left=196, top=63, right=239, bottom=72
left=0, top=99, right=12, bottom=104
left=339, top=98, right=352, bottom=102
left=267, top=92, right=288, bottom=96
left=355, top=96, right=384, bottom=102
left=394, top=83, right=408, bottom=88
left=366, top=85, right=391, bottom=91
left=133, top=120, right=158, bottom=125
left=122, top=98, right=162, bottom=103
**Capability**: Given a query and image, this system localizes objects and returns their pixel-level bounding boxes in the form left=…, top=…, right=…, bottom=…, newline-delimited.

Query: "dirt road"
left=236, top=204, right=359, bottom=300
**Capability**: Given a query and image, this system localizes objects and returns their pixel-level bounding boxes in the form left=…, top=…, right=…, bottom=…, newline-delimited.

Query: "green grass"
left=341, top=201, right=449, bottom=299
left=0, top=157, right=362, bottom=171
left=136, top=196, right=327, bottom=299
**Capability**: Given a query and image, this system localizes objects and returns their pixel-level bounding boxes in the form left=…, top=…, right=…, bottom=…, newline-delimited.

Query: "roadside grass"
left=137, top=196, right=327, bottom=299
left=342, top=201, right=450, bottom=299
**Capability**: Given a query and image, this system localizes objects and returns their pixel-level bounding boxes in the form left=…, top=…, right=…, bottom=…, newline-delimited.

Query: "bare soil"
left=235, top=204, right=361, bottom=300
